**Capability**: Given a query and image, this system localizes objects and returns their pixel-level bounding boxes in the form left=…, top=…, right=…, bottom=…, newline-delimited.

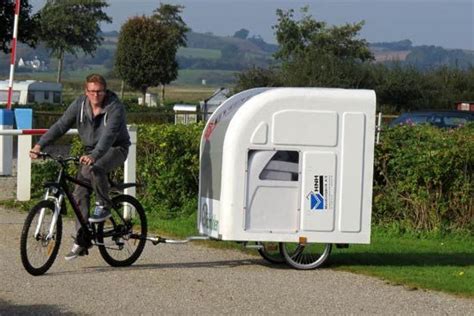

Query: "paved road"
left=0, top=207, right=473, bottom=315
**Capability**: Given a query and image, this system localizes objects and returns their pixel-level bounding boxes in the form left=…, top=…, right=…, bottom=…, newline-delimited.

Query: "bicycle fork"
left=34, top=188, right=63, bottom=240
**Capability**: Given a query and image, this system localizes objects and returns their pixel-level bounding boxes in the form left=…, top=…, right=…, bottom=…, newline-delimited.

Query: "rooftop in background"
left=455, top=101, right=474, bottom=112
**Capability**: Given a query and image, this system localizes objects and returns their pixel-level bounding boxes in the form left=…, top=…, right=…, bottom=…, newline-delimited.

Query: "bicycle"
left=20, top=152, right=147, bottom=276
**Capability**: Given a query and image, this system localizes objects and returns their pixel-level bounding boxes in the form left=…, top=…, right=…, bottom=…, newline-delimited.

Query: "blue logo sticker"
left=309, top=192, right=325, bottom=210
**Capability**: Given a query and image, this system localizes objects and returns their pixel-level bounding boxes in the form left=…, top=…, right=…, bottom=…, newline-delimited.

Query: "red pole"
left=6, top=0, right=21, bottom=110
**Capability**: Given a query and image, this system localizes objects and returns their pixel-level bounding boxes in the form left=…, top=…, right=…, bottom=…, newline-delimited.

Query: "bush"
left=136, top=123, right=203, bottom=219
left=374, top=123, right=474, bottom=232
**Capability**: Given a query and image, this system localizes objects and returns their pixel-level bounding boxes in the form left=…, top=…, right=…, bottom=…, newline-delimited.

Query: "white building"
left=173, top=104, right=197, bottom=124
left=0, top=80, right=62, bottom=105
left=138, top=93, right=157, bottom=107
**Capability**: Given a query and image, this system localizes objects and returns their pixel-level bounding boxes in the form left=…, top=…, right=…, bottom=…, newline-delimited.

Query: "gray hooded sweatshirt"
left=37, top=90, right=131, bottom=160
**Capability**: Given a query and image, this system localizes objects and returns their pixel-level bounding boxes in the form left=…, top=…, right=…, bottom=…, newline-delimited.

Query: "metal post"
left=124, top=126, right=137, bottom=198
left=376, top=112, right=382, bottom=144
left=0, top=110, right=14, bottom=175
left=7, top=0, right=21, bottom=110
left=124, top=126, right=137, bottom=219
left=17, top=134, right=31, bottom=201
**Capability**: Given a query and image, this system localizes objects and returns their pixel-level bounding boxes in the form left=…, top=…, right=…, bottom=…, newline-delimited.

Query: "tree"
left=233, top=28, right=249, bottom=39
left=0, top=0, right=38, bottom=54
left=274, top=7, right=373, bottom=63
left=273, top=7, right=374, bottom=88
left=36, top=0, right=111, bottom=83
left=115, top=16, right=172, bottom=105
left=236, top=7, right=374, bottom=90
left=115, top=4, right=188, bottom=105
left=152, top=4, right=189, bottom=105
left=234, top=66, right=283, bottom=92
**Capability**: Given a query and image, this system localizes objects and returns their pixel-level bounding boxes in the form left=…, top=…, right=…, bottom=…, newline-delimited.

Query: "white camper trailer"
left=197, top=87, right=376, bottom=268
left=0, top=80, right=62, bottom=105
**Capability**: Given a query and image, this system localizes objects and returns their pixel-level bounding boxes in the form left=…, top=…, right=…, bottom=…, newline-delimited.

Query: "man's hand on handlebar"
left=79, top=155, right=95, bottom=166
left=29, top=144, right=42, bottom=159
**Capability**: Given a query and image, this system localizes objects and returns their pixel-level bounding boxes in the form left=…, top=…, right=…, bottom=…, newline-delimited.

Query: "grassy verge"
left=147, top=214, right=473, bottom=297
left=330, top=228, right=473, bottom=297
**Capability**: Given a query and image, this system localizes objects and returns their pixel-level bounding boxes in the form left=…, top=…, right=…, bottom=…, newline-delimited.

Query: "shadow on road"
left=0, top=299, right=74, bottom=316
left=45, top=257, right=296, bottom=276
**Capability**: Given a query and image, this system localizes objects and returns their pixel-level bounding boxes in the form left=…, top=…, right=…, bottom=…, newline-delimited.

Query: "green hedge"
left=135, top=123, right=203, bottom=219
left=30, top=122, right=473, bottom=232
left=374, top=123, right=473, bottom=232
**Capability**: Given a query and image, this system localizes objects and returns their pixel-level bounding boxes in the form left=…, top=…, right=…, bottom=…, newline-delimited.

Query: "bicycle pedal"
left=78, top=249, right=89, bottom=256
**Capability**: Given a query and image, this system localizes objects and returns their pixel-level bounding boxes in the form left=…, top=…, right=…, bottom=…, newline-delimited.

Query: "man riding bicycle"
left=30, top=74, right=130, bottom=260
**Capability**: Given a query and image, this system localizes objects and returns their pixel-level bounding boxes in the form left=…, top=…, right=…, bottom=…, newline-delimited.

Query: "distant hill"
left=370, top=39, right=474, bottom=69
left=2, top=33, right=472, bottom=85
left=101, top=31, right=276, bottom=73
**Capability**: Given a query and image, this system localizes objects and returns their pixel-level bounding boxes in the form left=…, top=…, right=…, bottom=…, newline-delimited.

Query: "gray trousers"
left=73, top=146, right=128, bottom=233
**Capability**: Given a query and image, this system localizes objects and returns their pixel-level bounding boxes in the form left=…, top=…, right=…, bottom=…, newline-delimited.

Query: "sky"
left=30, top=0, right=474, bottom=50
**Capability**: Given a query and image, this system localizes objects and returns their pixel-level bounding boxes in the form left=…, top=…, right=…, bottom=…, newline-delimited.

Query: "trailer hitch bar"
left=146, top=236, right=211, bottom=246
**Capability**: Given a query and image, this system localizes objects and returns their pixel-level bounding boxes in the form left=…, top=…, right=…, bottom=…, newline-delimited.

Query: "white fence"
left=0, top=126, right=137, bottom=201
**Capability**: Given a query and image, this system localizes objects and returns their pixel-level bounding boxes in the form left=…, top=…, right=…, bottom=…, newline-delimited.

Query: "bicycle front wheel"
left=20, top=200, right=62, bottom=276
left=97, top=195, right=147, bottom=267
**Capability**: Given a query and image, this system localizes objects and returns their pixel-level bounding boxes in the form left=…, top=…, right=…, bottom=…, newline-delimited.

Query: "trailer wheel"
left=279, top=242, right=332, bottom=270
left=257, top=242, right=285, bottom=264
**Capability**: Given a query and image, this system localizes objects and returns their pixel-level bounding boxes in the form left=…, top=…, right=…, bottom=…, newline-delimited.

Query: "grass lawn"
left=330, top=228, right=473, bottom=297
left=147, top=214, right=474, bottom=297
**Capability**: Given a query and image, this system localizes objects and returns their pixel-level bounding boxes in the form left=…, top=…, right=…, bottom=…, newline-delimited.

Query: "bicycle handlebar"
left=31, top=151, right=79, bottom=164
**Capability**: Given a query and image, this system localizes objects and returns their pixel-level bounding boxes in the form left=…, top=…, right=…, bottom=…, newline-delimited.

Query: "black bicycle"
left=20, top=152, right=147, bottom=276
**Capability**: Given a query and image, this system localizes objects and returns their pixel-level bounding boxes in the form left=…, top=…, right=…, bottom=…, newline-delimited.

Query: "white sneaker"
left=64, top=243, right=86, bottom=261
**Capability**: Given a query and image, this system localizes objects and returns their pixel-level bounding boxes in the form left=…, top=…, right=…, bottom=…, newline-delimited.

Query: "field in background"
left=144, top=85, right=216, bottom=104
left=174, top=69, right=237, bottom=86
left=15, top=66, right=236, bottom=92
left=177, top=47, right=221, bottom=59
left=15, top=67, right=230, bottom=105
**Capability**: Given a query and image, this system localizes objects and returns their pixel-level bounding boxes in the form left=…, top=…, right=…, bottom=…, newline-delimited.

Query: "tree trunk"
left=56, top=51, right=64, bottom=83
left=160, top=84, right=165, bottom=106
left=120, top=80, right=125, bottom=100
left=141, top=87, right=147, bottom=106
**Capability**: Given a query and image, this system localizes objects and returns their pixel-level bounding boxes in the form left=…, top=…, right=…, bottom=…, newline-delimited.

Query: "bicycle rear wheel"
left=97, top=194, right=147, bottom=267
left=257, top=242, right=286, bottom=264
left=20, top=200, right=62, bottom=276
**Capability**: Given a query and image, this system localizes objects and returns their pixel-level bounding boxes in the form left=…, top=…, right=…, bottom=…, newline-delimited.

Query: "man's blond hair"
left=85, top=74, right=107, bottom=89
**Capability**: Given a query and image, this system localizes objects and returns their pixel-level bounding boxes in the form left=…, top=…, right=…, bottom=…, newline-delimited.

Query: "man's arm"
left=30, top=98, right=80, bottom=158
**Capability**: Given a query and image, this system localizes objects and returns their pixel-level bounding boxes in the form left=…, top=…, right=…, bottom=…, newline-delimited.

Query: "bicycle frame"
left=34, top=157, right=105, bottom=243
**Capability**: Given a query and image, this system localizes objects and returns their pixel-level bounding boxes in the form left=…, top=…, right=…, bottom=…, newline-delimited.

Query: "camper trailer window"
left=44, top=91, right=49, bottom=100
left=259, top=150, right=299, bottom=182
left=27, top=92, right=35, bottom=103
